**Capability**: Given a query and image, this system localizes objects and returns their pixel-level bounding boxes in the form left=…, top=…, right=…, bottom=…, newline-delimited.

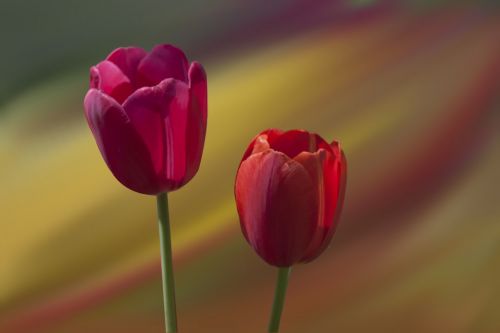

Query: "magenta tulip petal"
left=106, top=47, right=147, bottom=88
left=84, top=89, right=160, bottom=194
left=188, top=61, right=207, bottom=131
left=123, top=78, right=199, bottom=191
left=90, top=61, right=133, bottom=104
left=137, top=44, right=189, bottom=87
left=168, top=79, right=205, bottom=187
left=235, top=150, right=318, bottom=267
left=182, top=62, right=208, bottom=181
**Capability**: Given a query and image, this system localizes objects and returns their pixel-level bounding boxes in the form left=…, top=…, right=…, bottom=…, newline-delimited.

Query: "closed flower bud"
left=84, top=44, right=207, bottom=195
left=235, top=129, right=347, bottom=267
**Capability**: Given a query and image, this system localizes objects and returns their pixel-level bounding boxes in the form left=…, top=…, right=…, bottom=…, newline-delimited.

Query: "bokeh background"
left=1, top=0, right=500, bottom=332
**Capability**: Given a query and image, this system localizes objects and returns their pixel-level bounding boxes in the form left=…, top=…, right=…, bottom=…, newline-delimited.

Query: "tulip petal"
left=269, top=130, right=313, bottom=158
left=268, top=129, right=333, bottom=159
left=180, top=62, right=208, bottom=180
left=235, top=150, right=318, bottom=266
left=301, top=144, right=347, bottom=262
left=188, top=62, right=207, bottom=133
left=83, top=89, right=160, bottom=194
left=106, top=47, right=147, bottom=88
left=90, top=61, right=133, bottom=104
left=241, top=129, right=334, bottom=163
left=123, top=78, right=201, bottom=191
left=317, top=146, right=347, bottom=250
left=137, top=44, right=189, bottom=87
left=294, top=149, right=335, bottom=261
left=240, top=129, right=283, bottom=164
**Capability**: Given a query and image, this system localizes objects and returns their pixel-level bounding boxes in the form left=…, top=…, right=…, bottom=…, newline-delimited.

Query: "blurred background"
left=1, top=0, right=500, bottom=332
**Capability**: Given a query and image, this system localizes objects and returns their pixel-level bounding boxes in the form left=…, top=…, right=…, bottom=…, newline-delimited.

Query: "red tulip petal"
left=251, top=134, right=271, bottom=154
left=137, top=44, right=189, bottom=87
left=240, top=129, right=284, bottom=163
left=235, top=150, right=318, bottom=267
left=106, top=47, right=147, bottom=88
left=90, top=60, right=133, bottom=104
left=123, top=78, right=201, bottom=191
left=294, top=149, right=335, bottom=262
left=269, top=130, right=311, bottom=158
left=83, top=89, right=160, bottom=194
left=317, top=148, right=347, bottom=251
left=267, top=130, right=332, bottom=158
left=316, top=134, right=336, bottom=154
left=301, top=145, right=347, bottom=262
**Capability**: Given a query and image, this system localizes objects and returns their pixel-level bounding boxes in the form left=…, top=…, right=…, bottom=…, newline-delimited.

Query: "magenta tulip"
left=84, top=44, right=207, bottom=195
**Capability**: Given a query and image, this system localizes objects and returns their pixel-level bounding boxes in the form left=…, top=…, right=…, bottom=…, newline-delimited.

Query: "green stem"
left=156, top=193, right=178, bottom=332
left=268, top=267, right=292, bottom=332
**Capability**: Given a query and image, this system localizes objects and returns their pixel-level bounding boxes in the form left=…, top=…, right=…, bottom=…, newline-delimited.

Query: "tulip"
left=234, top=129, right=346, bottom=332
left=83, top=44, right=207, bottom=333
left=84, top=44, right=207, bottom=195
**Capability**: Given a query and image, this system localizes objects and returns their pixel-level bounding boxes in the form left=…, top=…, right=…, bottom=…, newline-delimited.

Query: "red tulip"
left=235, top=129, right=347, bottom=267
left=84, top=44, right=207, bottom=195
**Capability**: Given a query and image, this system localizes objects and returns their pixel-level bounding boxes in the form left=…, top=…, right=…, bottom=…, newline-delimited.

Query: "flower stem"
left=156, top=193, right=178, bottom=332
left=268, top=267, right=292, bottom=332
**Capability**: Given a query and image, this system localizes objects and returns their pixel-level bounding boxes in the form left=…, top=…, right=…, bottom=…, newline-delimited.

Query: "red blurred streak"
left=345, top=43, right=500, bottom=234
left=1, top=225, right=235, bottom=333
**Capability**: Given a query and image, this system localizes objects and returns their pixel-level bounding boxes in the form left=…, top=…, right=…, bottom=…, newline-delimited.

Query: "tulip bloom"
left=235, top=129, right=347, bottom=267
left=83, top=44, right=207, bottom=333
left=235, top=129, right=347, bottom=332
left=84, top=44, right=207, bottom=195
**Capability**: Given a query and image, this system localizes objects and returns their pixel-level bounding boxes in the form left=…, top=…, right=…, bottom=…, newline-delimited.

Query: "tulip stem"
left=268, top=267, right=292, bottom=332
left=156, top=193, right=178, bottom=333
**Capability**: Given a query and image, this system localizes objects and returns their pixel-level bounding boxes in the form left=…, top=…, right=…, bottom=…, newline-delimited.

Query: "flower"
left=84, top=44, right=207, bottom=195
left=234, top=129, right=347, bottom=267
